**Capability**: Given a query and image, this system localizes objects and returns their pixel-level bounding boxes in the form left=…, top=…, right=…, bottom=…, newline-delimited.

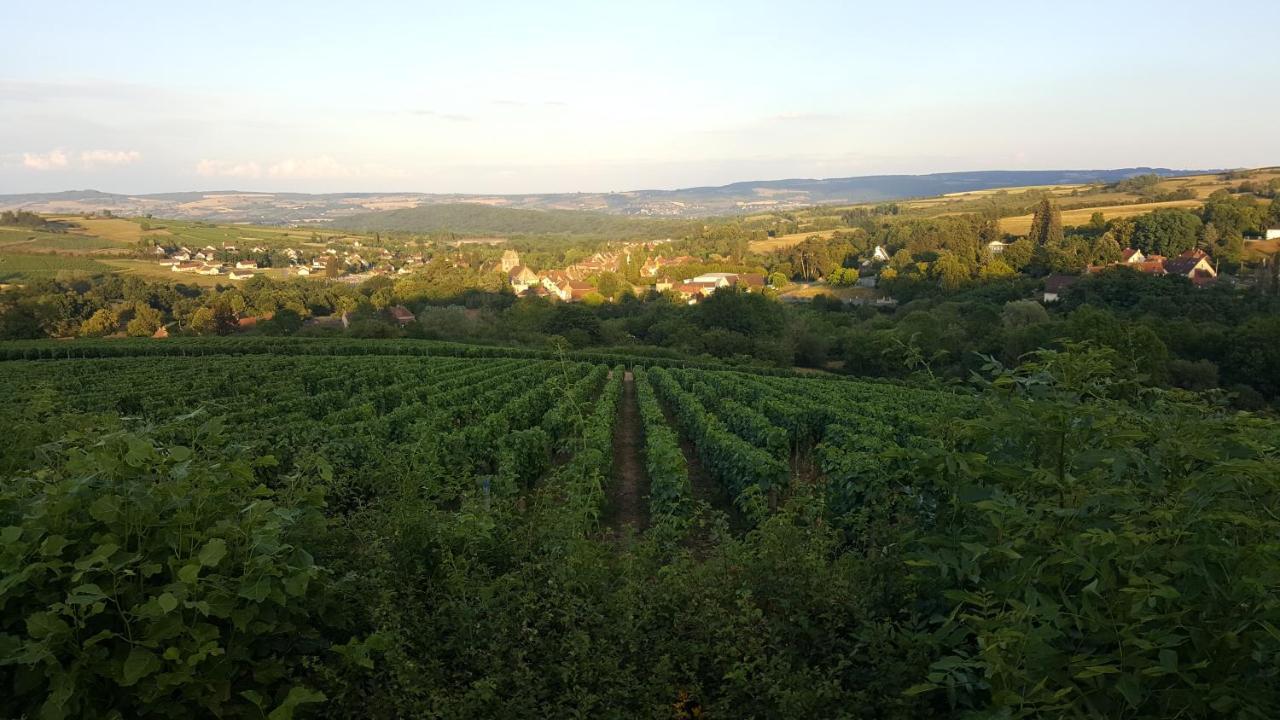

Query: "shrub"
left=0, top=423, right=331, bottom=719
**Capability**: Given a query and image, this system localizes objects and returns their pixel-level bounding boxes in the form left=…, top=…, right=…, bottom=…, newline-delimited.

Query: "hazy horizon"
left=4, top=0, right=1279, bottom=195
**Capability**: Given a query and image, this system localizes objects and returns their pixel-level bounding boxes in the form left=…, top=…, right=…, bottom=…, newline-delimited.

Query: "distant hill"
left=0, top=167, right=1220, bottom=225
left=331, top=203, right=689, bottom=238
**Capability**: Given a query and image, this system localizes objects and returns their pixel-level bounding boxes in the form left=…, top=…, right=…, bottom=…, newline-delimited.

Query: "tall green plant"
left=907, top=345, right=1280, bottom=717
left=0, top=422, right=331, bottom=719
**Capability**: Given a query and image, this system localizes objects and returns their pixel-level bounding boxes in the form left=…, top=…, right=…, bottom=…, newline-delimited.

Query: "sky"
left=2, top=0, right=1278, bottom=195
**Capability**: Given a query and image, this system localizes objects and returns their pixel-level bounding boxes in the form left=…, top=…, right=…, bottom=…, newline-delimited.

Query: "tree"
left=767, top=272, right=788, bottom=288
left=1001, top=238, right=1035, bottom=271
left=125, top=304, right=164, bottom=337
left=369, top=287, right=394, bottom=310
left=1001, top=299, right=1049, bottom=328
left=931, top=252, right=970, bottom=291
left=1027, top=199, right=1064, bottom=247
left=978, top=258, right=1015, bottom=280
left=79, top=308, right=119, bottom=337
left=1093, top=232, right=1122, bottom=265
left=595, top=272, right=623, bottom=300
left=1131, top=209, right=1202, bottom=257
left=189, top=303, right=237, bottom=336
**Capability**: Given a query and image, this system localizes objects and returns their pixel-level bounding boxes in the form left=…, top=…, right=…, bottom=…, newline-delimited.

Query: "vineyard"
left=0, top=341, right=965, bottom=527
left=2, top=338, right=1278, bottom=718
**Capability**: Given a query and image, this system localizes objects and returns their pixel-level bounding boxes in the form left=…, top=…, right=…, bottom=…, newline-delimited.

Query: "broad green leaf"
left=178, top=564, right=201, bottom=584
left=121, top=647, right=160, bottom=686
left=40, top=535, right=70, bottom=557
left=198, top=538, right=228, bottom=567
left=158, top=592, right=178, bottom=613
left=267, top=686, right=326, bottom=720
left=27, top=611, right=70, bottom=640
left=88, top=495, right=121, bottom=523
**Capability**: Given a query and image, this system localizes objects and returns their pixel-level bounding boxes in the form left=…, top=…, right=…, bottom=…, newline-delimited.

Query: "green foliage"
left=907, top=345, right=1280, bottom=717
left=633, top=367, right=691, bottom=519
left=0, top=422, right=331, bottom=719
left=1026, top=199, right=1064, bottom=247
left=1131, top=208, right=1202, bottom=257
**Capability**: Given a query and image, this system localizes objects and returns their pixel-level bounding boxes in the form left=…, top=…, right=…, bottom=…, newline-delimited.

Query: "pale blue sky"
left=3, top=0, right=1278, bottom=194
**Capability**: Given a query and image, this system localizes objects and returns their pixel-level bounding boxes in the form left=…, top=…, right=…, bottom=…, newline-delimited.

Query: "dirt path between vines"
left=604, top=370, right=649, bottom=534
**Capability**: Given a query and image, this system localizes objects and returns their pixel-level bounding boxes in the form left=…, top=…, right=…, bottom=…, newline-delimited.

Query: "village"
left=1040, top=245, right=1220, bottom=302
left=150, top=236, right=773, bottom=304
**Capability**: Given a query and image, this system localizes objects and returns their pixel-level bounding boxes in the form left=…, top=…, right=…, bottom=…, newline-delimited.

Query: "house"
left=295, top=266, right=312, bottom=276
left=640, top=256, right=663, bottom=277
left=235, top=260, right=258, bottom=270
left=197, top=265, right=224, bottom=276
left=565, top=281, right=595, bottom=301
left=228, top=271, right=255, bottom=280
left=1267, top=228, right=1280, bottom=241
left=737, top=273, right=766, bottom=290
left=1042, top=274, right=1079, bottom=303
left=1132, top=256, right=1168, bottom=275
left=1164, top=249, right=1217, bottom=286
left=151, top=245, right=169, bottom=257
left=171, top=251, right=191, bottom=262
left=236, top=312, right=272, bottom=330
left=507, top=265, right=539, bottom=292
left=1120, top=247, right=1146, bottom=264
left=388, top=305, right=416, bottom=325
left=541, top=272, right=571, bottom=300
left=689, top=272, right=735, bottom=288
left=519, top=285, right=552, bottom=299
left=152, top=324, right=171, bottom=339
left=987, top=240, right=1009, bottom=256
left=500, top=249, right=521, bottom=273
left=172, top=261, right=201, bottom=273
left=872, top=245, right=891, bottom=262
left=673, top=283, right=716, bottom=303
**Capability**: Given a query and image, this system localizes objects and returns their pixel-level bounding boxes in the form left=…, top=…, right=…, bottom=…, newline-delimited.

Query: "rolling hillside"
left=0, top=168, right=1214, bottom=224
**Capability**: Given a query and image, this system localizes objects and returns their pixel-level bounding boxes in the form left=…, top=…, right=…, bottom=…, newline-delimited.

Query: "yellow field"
left=778, top=283, right=877, bottom=301
left=941, top=184, right=1086, bottom=199
left=999, top=199, right=1204, bottom=235
left=55, top=216, right=173, bottom=245
left=748, top=230, right=837, bottom=253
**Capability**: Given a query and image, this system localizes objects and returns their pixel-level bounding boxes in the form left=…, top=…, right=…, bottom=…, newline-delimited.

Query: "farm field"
left=998, top=198, right=1204, bottom=234
left=1, top=337, right=1277, bottom=717
left=0, top=251, right=115, bottom=281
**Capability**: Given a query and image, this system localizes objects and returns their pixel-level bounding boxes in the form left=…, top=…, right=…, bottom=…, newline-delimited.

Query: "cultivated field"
left=999, top=199, right=1204, bottom=235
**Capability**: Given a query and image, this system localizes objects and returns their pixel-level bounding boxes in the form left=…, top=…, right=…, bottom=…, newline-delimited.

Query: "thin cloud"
left=22, top=149, right=69, bottom=170
left=81, top=149, right=141, bottom=168
left=196, top=159, right=262, bottom=178
left=408, top=109, right=472, bottom=122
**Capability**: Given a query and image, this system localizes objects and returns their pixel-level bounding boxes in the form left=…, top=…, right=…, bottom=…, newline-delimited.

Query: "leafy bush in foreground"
left=0, top=422, right=331, bottom=719
left=907, top=347, right=1280, bottom=717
